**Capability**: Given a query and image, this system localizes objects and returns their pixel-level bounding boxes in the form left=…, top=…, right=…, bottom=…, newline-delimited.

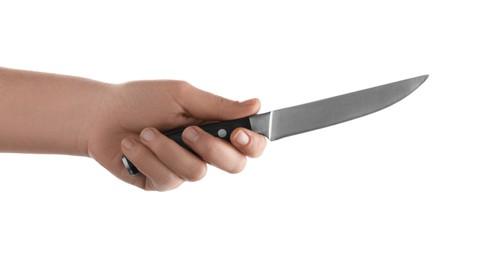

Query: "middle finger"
left=182, top=126, right=247, bottom=173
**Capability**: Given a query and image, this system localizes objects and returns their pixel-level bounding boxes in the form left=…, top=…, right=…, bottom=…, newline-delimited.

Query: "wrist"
left=78, top=82, right=115, bottom=157
left=0, top=68, right=117, bottom=155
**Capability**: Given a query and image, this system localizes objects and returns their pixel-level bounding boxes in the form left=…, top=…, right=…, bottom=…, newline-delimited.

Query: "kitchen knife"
left=122, top=75, right=429, bottom=175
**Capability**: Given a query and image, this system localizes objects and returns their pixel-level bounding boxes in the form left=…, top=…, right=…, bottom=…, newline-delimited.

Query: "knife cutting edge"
left=122, top=75, right=429, bottom=175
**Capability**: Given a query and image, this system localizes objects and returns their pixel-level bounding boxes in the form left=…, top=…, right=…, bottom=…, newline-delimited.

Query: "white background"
left=1, top=0, right=487, bottom=259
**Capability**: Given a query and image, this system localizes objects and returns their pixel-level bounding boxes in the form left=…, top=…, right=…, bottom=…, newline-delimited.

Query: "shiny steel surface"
left=250, top=75, right=428, bottom=141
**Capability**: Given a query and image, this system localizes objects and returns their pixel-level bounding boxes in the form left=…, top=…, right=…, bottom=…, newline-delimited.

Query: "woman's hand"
left=88, top=80, right=267, bottom=191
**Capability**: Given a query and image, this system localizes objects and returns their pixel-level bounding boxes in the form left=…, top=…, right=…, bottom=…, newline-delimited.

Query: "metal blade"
left=250, top=75, right=428, bottom=141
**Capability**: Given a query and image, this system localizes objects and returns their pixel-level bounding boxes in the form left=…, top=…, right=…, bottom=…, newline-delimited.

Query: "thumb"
left=174, top=84, right=261, bottom=120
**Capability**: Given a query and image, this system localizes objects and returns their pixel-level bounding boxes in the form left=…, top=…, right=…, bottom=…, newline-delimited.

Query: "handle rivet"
left=217, top=129, right=227, bottom=138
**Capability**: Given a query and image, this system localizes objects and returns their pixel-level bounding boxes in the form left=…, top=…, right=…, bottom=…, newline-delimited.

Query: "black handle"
left=122, top=117, right=252, bottom=175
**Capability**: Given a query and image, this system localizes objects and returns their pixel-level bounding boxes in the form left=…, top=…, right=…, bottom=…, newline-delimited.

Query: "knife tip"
left=417, top=74, right=429, bottom=86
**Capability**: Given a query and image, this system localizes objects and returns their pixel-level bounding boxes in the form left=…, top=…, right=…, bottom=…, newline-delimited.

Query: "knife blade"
left=122, top=75, right=429, bottom=175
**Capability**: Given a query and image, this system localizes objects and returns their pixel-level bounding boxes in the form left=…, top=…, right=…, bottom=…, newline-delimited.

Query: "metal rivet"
left=217, top=129, right=227, bottom=138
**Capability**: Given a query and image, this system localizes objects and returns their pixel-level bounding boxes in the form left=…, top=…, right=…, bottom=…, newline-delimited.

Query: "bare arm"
left=0, top=67, right=266, bottom=191
left=0, top=67, right=108, bottom=155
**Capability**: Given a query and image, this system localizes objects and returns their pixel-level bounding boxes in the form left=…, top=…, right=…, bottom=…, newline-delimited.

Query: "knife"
left=122, top=75, right=429, bottom=175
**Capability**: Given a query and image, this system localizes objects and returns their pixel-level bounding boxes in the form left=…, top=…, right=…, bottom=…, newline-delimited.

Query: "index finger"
left=169, top=82, right=261, bottom=120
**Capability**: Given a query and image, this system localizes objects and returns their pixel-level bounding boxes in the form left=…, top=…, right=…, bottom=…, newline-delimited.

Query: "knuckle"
left=144, top=174, right=184, bottom=192
left=144, top=179, right=159, bottom=191
left=185, top=161, right=207, bottom=182
left=247, top=150, right=260, bottom=158
left=169, top=80, right=192, bottom=95
left=126, top=143, right=147, bottom=164
left=248, top=135, right=267, bottom=158
left=197, top=138, right=247, bottom=174
left=145, top=183, right=166, bottom=192
left=150, top=136, right=171, bottom=156
left=202, top=140, right=220, bottom=159
left=214, top=97, right=238, bottom=119
left=228, top=157, right=247, bottom=174
left=175, top=80, right=191, bottom=88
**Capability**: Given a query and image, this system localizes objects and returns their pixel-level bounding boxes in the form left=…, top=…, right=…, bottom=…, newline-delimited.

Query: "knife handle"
left=122, top=117, right=252, bottom=175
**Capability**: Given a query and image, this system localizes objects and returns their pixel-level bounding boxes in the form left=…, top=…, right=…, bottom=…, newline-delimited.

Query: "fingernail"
left=141, top=128, right=155, bottom=142
left=122, top=138, right=135, bottom=150
left=183, top=127, right=199, bottom=142
left=234, top=130, right=249, bottom=146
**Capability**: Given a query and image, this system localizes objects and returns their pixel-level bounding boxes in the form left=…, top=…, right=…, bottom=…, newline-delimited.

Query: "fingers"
left=230, top=128, right=267, bottom=158
left=139, top=128, right=207, bottom=181
left=170, top=82, right=261, bottom=120
left=183, top=126, right=246, bottom=173
left=121, top=137, right=185, bottom=191
left=121, top=125, right=266, bottom=191
left=182, top=126, right=249, bottom=173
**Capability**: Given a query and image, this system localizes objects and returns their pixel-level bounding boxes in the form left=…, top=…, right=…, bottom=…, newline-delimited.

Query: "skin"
left=0, top=67, right=266, bottom=191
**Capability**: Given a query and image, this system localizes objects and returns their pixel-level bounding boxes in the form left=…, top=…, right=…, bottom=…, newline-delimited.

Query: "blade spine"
left=268, top=75, right=428, bottom=140
left=272, top=75, right=428, bottom=115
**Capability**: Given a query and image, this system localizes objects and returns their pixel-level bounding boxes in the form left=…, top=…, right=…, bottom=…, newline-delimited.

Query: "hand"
left=88, top=80, right=266, bottom=191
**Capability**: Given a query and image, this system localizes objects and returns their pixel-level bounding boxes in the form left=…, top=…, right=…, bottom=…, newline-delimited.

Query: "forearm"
left=0, top=67, right=109, bottom=156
